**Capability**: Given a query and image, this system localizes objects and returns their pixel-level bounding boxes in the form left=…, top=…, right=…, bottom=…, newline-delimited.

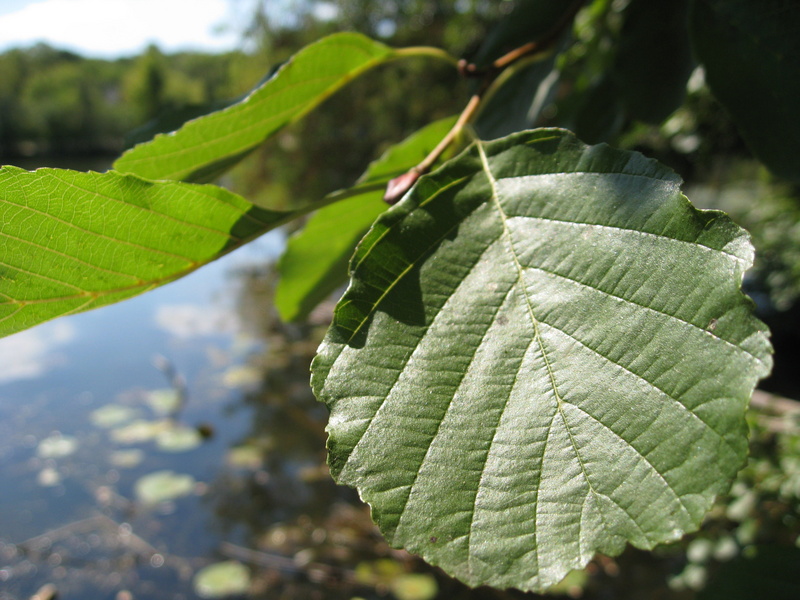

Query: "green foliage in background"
left=0, top=43, right=251, bottom=157
left=2, top=0, right=799, bottom=595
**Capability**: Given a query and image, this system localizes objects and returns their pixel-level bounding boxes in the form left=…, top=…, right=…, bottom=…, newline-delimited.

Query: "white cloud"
left=0, top=321, right=76, bottom=384
left=0, top=0, right=250, bottom=58
left=155, top=304, right=239, bottom=339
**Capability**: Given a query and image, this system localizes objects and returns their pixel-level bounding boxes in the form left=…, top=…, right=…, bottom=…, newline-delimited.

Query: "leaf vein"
left=509, top=213, right=745, bottom=264
left=46, top=172, right=241, bottom=241
left=563, top=401, right=694, bottom=524
left=0, top=230, right=143, bottom=284
left=459, top=283, right=526, bottom=575
left=478, top=140, right=561, bottom=580
left=350, top=174, right=472, bottom=274
left=0, top=259, right=84, bottom=292
left=536, top=318, right=739, bottom=458
left=0, top=304, right=25, bottom=326
left=525, top=264, right=767, bottom=368
left=343, top=176, right=474, bottom=344
left=0, top=192, right=198, bottom=264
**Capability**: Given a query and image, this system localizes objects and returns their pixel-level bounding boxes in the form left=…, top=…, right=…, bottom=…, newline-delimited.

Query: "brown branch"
left=492, top=0, right=585, bottom=72
left=384, top=0, right=586, bottom=204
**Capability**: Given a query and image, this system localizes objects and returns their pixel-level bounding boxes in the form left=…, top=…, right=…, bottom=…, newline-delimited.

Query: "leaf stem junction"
left=383, top=0, right=586, bottom=204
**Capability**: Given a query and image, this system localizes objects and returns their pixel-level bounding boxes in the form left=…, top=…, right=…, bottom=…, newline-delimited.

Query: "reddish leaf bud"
left=384, top=170, right=421, bottom=205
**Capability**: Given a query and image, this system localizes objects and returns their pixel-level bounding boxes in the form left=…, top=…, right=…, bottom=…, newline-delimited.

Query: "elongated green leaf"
left=113, top=33, right=395, bottom=182
left=690, top=0, right=800, bottom=182
left=0, top=166, right=294, bottom=338
left=312, top=129, right=772, bottom=591
left=275, top=116, right=458, bottom=322
left=123, top=68, right=280, bottom=150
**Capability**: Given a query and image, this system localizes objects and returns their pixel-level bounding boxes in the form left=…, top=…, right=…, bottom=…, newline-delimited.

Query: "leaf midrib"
left=473, top=140, right=690, bottom=565
left=475, top=140, right=564, bottom=575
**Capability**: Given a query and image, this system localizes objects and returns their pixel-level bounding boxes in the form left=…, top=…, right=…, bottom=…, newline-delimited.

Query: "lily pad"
left=134, top=470, right=196, bottom=505
left=226, top=445, right=264, bottom=470
left=156, top=425, right=203, bottom=452
left=110, top=419, right=170, bottom=444
left=146, top=389, right=183, bottom=416
left=37, top=466, right=62, bottom=487
left=192, top=561, right=251, bottom=598
left=89, top=404, right=141, bottom=429
left=37, top=434, right=78, bottom=458
left=220, top=365, right=263, bottom=389
left=109, top=449, right=145, bottom=468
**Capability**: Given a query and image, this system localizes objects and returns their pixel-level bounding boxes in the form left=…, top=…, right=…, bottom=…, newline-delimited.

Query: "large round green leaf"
left=312, top=129, right=772, bottom=591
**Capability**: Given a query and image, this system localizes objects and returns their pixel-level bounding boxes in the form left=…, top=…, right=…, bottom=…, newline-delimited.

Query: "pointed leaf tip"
left=114, top=33, right=395, bottom=182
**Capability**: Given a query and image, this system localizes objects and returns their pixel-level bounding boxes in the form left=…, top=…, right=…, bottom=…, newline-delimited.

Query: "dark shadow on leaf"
left=328, top=168, right=479, bottom=349
left=184, top=147, right=258, bottom=184
left=225, top=204, right=289, bottom=251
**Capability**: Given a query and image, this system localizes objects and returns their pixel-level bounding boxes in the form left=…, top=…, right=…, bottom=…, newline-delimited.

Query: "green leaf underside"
left=0, top=166, right=289, bottom=338
left=276, top=116, right=458, bottom=322
left=690, top=0, right=800, bottom=182
left=113, top=33, right=394, bottom=182
left=312, top=129, right=772, bottom=591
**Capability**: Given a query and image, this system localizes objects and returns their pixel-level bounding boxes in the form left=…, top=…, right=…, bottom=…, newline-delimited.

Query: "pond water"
left=0, top=156, right=449, bottom=600
left=0, top=228, right=384, bottom=600
left=0, top=231, right=258, bottom=598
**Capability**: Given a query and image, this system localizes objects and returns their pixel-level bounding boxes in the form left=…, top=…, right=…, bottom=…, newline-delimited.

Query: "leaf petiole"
left=384, top=0, right=586, bottom=204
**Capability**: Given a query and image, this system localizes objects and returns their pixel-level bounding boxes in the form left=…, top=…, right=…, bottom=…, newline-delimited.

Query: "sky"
left=0, top=0, right=263, bottom=58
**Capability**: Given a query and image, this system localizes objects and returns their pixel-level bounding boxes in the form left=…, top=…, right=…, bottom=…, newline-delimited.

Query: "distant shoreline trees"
left=0, top=43, right=252, bottom=159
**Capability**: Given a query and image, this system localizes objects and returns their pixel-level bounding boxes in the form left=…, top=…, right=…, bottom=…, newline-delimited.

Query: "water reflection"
left=0, top=322, right=76, bottom=385
left=0, top=232, right=452, bottom=600
left=0, top=235, right=276, bottom=598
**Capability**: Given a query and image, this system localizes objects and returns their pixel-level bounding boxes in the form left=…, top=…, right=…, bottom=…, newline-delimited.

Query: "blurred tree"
left=125, top=44, right=168, bottom=122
